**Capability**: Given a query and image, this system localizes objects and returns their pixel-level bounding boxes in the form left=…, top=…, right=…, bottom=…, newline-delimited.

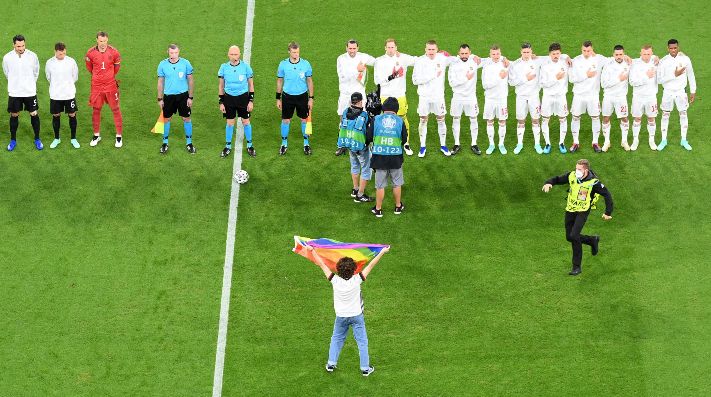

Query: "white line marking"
left=212, top=1, right=255, bottom=396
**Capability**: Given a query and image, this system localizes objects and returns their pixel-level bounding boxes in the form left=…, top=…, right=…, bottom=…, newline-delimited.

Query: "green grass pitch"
left=1, top=0, right=709, bottom=395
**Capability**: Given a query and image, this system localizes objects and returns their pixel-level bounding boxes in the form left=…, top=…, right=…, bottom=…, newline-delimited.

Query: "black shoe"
left=591, top=235, right=600, bottom=256
left=354, top=194, right=374, bottom=203
left=303, top=145, right=312, bottom=155
left=247, top=146, right=256, bottom=157
left=569, top=266, right=582, bottom=276
left=160, top=143, right=169, bottom=154
left=471, top=145, right=482, bottom=155
left=371, top=206, right=383, bottom=218
left=350, top=188, right=358, bottom=198
left=394, top=202, right=404, bottom=215
left=451, top=145, right=461, bottom=155
left=186, top=143, right=196, bottom=154
left=221, top=147, right=231, bottom=158
left=362, top=366, right=375, bottom=377
left=279, top=145, right=288, bottom=155
left=335, top=147, right=347, bottom=156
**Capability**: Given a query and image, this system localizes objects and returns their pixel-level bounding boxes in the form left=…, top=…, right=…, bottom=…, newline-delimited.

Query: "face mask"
left=575, top=170, right=585, bottom=179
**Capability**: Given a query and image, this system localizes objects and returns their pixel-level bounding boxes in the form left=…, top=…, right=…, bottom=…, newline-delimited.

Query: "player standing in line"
left=509, top=42, right=545, bottom=154
left=85, top=31, right=123, bottom=148
left=412, top=40, right=453, bottom=157
left=600, top=45, right=630, bottom=152
left=448, top=44, right=483, bottom=155
left=569, top=41, right=610, bottom=153
left=219, top=45, right=255, bottom=158
left=276, top=41, right=314, bottom=155
left=2, top=34, right=42, bottom=151
left=481, top=45, right=510, bottom=155
left=628, top=45, right=660, bottom=151
left=374, top=38, right=417, bottom=156
left=540, top=43, right=571, bottom=154
left=45, top=42, right=79, bottom=149
left=657, top=39, right=696, bottom=151
left=335, top=39, right=375, bottom=156
left=157, top=44, right=195, bottom=154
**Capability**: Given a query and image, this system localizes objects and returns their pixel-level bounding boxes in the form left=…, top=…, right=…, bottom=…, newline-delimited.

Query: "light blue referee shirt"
left=218, top=61, right=253, bottom=96
left=277, top=58, right=312, bottom=95
left=157, top=58, right=193, bottom=95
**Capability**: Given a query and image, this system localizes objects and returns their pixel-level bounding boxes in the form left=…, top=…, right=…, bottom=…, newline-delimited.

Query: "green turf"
left=1, top=0, right=710, bottom=396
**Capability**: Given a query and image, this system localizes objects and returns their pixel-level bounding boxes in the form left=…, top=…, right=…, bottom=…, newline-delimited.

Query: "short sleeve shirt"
left=277, top=58, right=312, bottom=95
left=218, top=60, right=253, bottom=96
left=157, top=58, right=193, bottom=95
left=328, top=272, right=365, bottom=317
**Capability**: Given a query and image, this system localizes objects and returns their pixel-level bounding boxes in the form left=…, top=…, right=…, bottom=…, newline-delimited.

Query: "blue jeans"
left=327, top=313, right=369, bottom=370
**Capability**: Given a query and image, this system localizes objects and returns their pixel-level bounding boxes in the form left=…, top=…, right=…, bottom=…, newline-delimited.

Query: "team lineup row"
left=2, top=34, right=696, bottom=157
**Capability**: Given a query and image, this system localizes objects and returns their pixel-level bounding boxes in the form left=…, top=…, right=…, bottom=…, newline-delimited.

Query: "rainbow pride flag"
left=293, top=236, right=389, bottom=273
left=151, top=113, right=166, bottom=134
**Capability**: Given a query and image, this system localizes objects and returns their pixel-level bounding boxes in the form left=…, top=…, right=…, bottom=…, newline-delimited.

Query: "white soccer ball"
left=233, top=169, right=249, bottom=184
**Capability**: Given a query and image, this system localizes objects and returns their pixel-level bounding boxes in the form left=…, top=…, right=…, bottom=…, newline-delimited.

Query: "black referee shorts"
left=7, top=96, right=39, bottom=113
left=222, top=92, right=250, bottom=120
left=50, top=98, right=78, bottom=114
left=282, top=92, right=309, bottom=120
left=162, top=92, right=191, bottom=118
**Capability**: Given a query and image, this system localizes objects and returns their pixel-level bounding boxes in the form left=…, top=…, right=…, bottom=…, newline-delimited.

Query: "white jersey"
left=540, top=58, right=570, bottom=97
left=601, top=60, right=629, bottom=98
left=448, top=56, right=480, bottom=100
left=509, top=57, right=545, bottom=97
left=412, top=53, right=451, bottom=100
left=628, top=58, right=658, bottom=97
left=336, top=51, right=376, bottom=95
left=570, top=54, right=609, bottom=96
left=45, top=56, right=79, bottom=100
left=374, top=52, right=417, bottom=98
left=2, top=49, right=40, bottom=97
left=481, top=59, right=509, bottom=100
left=330, top=273, right=365, bottom=317
left=657, top=53, right=696, bottom=93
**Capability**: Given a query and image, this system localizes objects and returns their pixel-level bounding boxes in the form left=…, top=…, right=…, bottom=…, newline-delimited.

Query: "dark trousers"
left=564, top=210, right=595, bottom=268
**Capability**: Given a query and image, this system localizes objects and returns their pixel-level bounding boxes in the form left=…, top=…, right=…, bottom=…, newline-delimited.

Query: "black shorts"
left=282, top=92, right=309, bottom=120
left=7, top=96, right=39, bottom=113
left=222, top=92, right=251, bottom=120
left=162, top=92, right=191, bottom=118
left=50, top=98, right=78, bottom=114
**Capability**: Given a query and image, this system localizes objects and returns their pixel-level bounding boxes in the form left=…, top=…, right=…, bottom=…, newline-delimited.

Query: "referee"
left=542, top=159, right=613, bottom=275
left=276, top=41, right=314, bottom=155
left=157, top=44, right=195, bottom=154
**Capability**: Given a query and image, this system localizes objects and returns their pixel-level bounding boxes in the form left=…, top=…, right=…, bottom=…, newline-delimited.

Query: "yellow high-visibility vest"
left=566, top=171, right=600, bottom=212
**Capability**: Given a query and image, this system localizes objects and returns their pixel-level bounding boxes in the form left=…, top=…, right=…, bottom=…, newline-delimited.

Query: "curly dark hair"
left=336, top=257, right=357, bottom=280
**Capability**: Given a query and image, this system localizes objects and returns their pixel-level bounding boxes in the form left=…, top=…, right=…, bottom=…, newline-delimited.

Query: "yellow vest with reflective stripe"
left=566, top=171, right=600, bottom=212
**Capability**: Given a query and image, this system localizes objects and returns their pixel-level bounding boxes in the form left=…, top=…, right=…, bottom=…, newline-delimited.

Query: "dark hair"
left=490, top=44, right=500, bottom=51
left=668, top=38, right=679, bottom=46
left=613, top=44, right=624, bottom=51
left=168, top=43, right=179, bottom=50
left=96, top=31, right=108, bottom=39
left=13, top=35, right=25, bottom=44
left=382, top=97, right=399, bottom=112
left=54, top=42, right=66, bottom=51
left=288, top=41, right=299, bottom=50
left=549, top=42, right=562, bottom=52
left=426, top=39, right=437, bottom=46
left=582, top=40, right=593, bottom=48
left=521, top=42, right=532, bottom=49
left=346, top=39, right=358, bottom=46
left=336, top=257, right=357, bottom=280
left=459, top=43, right=470, bottom=50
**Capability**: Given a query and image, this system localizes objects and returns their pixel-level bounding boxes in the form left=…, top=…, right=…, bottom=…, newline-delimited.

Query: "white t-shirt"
left=2, top=49, right=40, bottom=97
left=336, top=51, right=376, bottom=95
left=45, top=56, right=79, bottom=100
left=329, top=272, right=365, bottom=317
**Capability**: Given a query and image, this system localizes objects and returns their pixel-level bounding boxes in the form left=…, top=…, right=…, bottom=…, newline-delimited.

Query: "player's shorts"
left=375, top=168, right=404, bottom=189
left=450, top=97, right=479, bottom=118
left=7, top=96, right=38, bottom=113
left=162, top=92, right=191, bottom=118
left=515, top=95, right=541, bottom=120
left=483, top=98, right=508, bottom=120
left=631, top=95, right=658, bottom=118
left=571, top=94, right=600, bottom=117
left=223, top=92, right=251, bottom=120
left=660, top=90, right=689, bottom=112
left=349, top=147, right=372, bottom=180
left=49, top=98, right=78, bottom=114
left=540, top=94, right=568, bottom=118
left=601, top=95, right=628, bottom=118
left=380, top=96, right=408, bottom=118
left=338, top=90, right=365, bottom=115
left=417, top=97, right=446, bottom=117
left=89, top=89, right=120, bottom=110
left=282, top=92, right=309, bottom=120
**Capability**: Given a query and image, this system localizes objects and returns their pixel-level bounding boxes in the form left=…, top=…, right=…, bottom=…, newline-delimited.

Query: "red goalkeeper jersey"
left=85, top=45, right=121, bottom=92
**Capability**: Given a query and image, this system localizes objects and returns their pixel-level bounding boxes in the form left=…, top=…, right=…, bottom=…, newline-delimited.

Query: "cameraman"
left=338, top=92, right=374, bottom=202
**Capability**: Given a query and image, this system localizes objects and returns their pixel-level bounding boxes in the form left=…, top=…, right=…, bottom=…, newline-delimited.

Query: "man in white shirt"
left=335, top=39, right=375, bottom=156
left=569, top=41, right=610, bottom=153
left=481, top=45, right=510, bottom=155
left=374, top=38, right=417, bottom=155
left=412, top=40, right=452, bottom=157
left=657, top=39, right=696, bottom=151
left=600, top=45, right=630, bottom=152
left=629, top=45, right=660, bottom=151
left=45, top=42, right=80, bottom=149
left=509, top=43, right=545, bottom=154
left=449, top=44, right=483, bottom=155
left=540, top=42, right=571, bottom=154
left=2, top=34, right=42, bottom=151
left=307, top=244, right=389, bottom=377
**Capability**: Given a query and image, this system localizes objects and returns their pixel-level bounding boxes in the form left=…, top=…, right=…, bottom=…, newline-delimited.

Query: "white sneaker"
left=602, top=142, right=611, bottom=152
left=115, top=137, right=123, bottom=148
left=621, top=141, right=630, bottom=151
left=630, top=138, right=639, bottom=151
left=90, top=135, right=101, bottom=147
left=403, top=144, right=413, bottom=156
left=648, top=138, right=657, bottom=151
